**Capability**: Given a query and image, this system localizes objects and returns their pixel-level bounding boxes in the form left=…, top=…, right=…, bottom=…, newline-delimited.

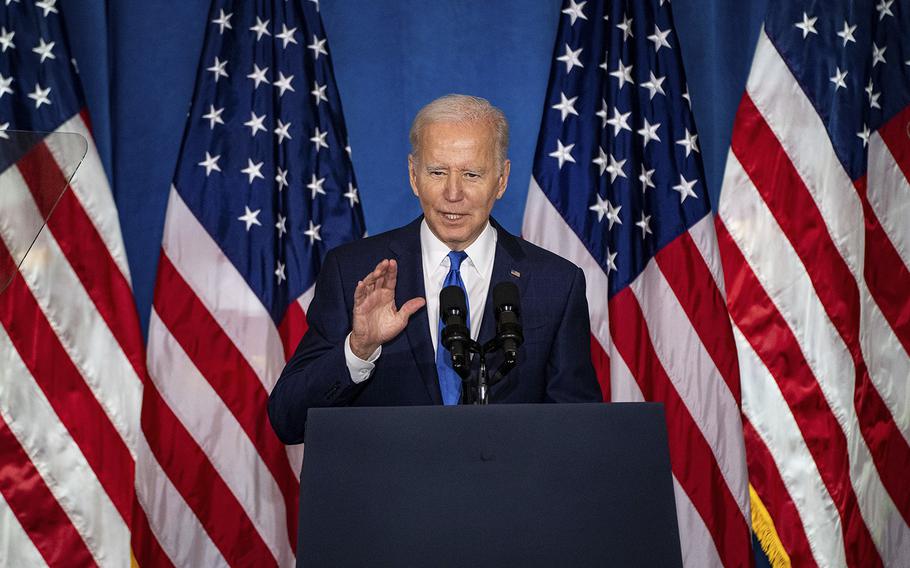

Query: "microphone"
left=493, top=282, right=523, bottom=365
left=439, top=285, right=471, bottom=373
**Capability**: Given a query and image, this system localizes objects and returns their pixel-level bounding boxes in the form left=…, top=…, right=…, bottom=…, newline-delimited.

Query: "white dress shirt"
left=344, top=220, right=497, bottom=383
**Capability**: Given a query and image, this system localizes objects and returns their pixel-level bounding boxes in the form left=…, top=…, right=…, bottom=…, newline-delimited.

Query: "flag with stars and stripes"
left=0, top=0, right=149, bottom=566
left=717, top=0, right=910, bottom=566
left=135, top=0, right=365, bottom=564
left=522, top=1, right=752, bottom=565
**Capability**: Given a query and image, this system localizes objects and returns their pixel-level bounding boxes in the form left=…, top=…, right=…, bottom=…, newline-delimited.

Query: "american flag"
left=718, top=0, right=910, bottom=566
left=522, top=0, right=752, bottom=565
left=0, top=0, right=147, bottom=566
left=135, top=0, right=365, bottom=565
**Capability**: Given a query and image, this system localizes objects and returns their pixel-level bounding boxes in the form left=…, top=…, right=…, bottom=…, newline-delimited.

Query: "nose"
left=443, top=173, right=464, bottom=202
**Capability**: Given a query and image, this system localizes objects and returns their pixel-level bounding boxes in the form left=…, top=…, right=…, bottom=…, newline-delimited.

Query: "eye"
left=464, top=172, right=481, bottom=179
left=429, top=170, right=446, bottom=178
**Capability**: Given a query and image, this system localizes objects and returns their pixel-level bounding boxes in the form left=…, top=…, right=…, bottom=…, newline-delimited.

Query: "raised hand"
left=349, top=259, right=425, bottom=360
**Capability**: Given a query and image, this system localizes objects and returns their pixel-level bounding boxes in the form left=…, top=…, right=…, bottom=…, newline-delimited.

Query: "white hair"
left=409, top=94, right=510, bottom=168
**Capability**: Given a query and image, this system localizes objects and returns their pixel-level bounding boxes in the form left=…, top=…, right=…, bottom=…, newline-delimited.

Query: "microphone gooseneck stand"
left=450, top=336, right=518, bottom=405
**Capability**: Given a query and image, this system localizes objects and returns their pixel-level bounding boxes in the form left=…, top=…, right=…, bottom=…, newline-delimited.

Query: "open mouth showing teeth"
left=442, top=213, right=465, bottom=221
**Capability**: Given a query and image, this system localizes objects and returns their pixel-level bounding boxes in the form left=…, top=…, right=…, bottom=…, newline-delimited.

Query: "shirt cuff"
left=344, top=333, right=381, bottom=384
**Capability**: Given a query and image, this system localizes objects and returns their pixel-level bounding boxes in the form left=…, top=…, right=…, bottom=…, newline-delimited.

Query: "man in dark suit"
left=268, top=94, right=602, bottom=445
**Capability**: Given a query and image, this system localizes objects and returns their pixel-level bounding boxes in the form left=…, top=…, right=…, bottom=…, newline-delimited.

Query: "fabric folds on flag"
left=522, top=1, right=752, bottom=565
left=0, top=1, right=147, bottom=566
left=134, top=0, right=365, bottom=565
left=718, top=1, right=910, bottom=566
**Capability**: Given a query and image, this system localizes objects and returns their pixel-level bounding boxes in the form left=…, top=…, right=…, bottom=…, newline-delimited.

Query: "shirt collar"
left=420, top=219, right=497, bottom=276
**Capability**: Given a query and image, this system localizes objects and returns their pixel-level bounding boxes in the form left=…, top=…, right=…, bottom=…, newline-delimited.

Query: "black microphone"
left=493, top=282, right=523, bottom=364
left=439, top=285, right=471, bottom=373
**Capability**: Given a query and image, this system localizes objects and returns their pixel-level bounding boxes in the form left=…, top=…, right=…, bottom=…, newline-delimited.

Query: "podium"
left=299, top=403, right=682, bottom=567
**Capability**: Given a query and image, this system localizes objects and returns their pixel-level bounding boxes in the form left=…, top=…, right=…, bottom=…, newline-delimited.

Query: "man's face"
left=409, top=120, right=510, bottom=251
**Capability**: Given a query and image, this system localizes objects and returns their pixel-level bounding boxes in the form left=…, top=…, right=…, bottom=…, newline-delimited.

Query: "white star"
left=595, top=98, right=609, bottom=127
left=0, top=122, right=8, bottom=140
left=556, top=43, right=584, bottom=73
left=647, top=25, right=672, bottom=52
left=274, top=119, right=292, bottom=144
left=682, top=88, right=691, bottom=108
left=250, top=17, right=270, bottom=41
left=672, top=175, right=698, bottom=203
left=869, top=90, right=881, bottom=110
left=837, top=21, right=856, bottom=46
left=273, top=71, right=295, bottom=97
left=592, top=147, right=608, bottom=176
left=830, top=67, right=848, bottom=91
left=635, top=213, right=653, bottom=239
left=307, top=174, right=327, bottom=199
left=310, top=0, right=320, bottom=11
left=857, top=125, right=870, bottom=147
left=561, top=0, right=587, bottom=25
left=549, top=139, right=576, bottom=169
left=606, top=107, right=632, bottom=136
left=605, top=249, right=617, bottom=273
left=310, top=127, right=329, bottom=152
left=247, top=64, right=269, bottom=88
left=311, top=81, right=328, bottom=105
left=0, top=73, right=13, bottom=99
left=605, top=200, right=622, bottom=230
left=639, top=165, right=656, bottom=192
left=202, top=104, right=225, bottom=129
left=795, top=12, right=818, bottom=39
left=307, top=34, right=328, bottom=58
left=344, top=183, right=359, bottom=207
left=304, top=220, right=322, bottom=244
left=35, top=0, right=57, bottom=17
left=238, top=206, right=261, bottom=231
left=637, top=118, right=661, bottom=147
left=0, top=27, right=15, bottom=52
left=32, top=38, right=55, bottom=63
left=197, top=151, right=221, bottom=176
left=552, top=92, right=579, bottom=121
left=610, top=60, right=634, bottom=89
left=617, top=14, right=634, bottom=41
left=640, top=71, right=666, bottom=100
left=876, top=0, right=894, bottom=20
left=275, top=214, right=287, bottom=237
left=207, top=57, right=229, bottom=83
left=588, top=193, right=610, bottom=222
left=676, top=128, right=699, bottom=157
left=345, top=145, right=352, bottom=157
left=278, top=24, right=299, bottom=48
left=872, top=43, right=886, bottom=67
left=599, top=50, right=609, bottom=72
left=275, top=166, right=289, bottom=191
left=244, top=111, right=267, bottom=136
left=27, top=83, right=51, bottom=108
left=605, top=153, right=627, bottom=183
left=241, top=159, right=265, bottom=184
left=275, top=260, right=287, bottom=284
left=212, top=9, right=232, bottom=34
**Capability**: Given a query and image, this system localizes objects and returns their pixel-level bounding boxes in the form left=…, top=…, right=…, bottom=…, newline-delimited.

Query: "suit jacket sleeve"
left=267, top=250, right=366, bottom=444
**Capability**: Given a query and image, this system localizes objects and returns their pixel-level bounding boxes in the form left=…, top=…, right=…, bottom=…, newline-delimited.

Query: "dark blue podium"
left=299, top=403, right=682, bottom=567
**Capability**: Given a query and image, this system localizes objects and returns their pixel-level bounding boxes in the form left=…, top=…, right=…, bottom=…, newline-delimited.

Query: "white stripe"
left=162, top=186, right=285, bottom=391
left=147, top=310, right=294, bottom=566
left=631, top=259, right=750, bottom=521
left=0, top=491, right=48, bottom=568
left=732, top=324, right=844, bottom=568
left=687, top=215, right=726, bottom=299
left=0, top=326, right=129, bottom=568
left=44, top=114, right=132, bottom=283
left=719, top=152, right=910, bottom=564
left=0, top=166, right=142, bottom=457
left=747, top=27, right=910, bottom=448
left=867, top=132, right=910, bottom=269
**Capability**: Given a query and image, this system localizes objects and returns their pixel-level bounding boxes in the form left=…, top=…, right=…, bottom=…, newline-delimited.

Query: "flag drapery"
left=523, top=1, right=753, bottom=565
left=135, top=0, right=365, bottom=565
left=0, top=1, right=147, bottom=566
left=718, top=0, right=910, bottom=566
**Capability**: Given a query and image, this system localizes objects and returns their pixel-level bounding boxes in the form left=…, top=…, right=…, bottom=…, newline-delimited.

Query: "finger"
left=381, top=259, right=398, bottom=290
left=397, top=297, right=426, bottom=322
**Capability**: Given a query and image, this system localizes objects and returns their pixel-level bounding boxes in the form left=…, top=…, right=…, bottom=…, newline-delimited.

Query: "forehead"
left=419, top=120, right=495, bottom=154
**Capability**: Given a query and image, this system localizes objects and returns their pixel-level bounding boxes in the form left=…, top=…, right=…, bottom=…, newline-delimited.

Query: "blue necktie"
left=436, top=251, right=469, bottom=405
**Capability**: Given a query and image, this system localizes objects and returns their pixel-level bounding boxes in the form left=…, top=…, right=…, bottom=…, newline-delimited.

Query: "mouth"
left=439, top=211, right=467, bottom=222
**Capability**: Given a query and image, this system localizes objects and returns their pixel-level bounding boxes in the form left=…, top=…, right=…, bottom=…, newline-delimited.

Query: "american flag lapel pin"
left=510, top=269, right=521, bottom=278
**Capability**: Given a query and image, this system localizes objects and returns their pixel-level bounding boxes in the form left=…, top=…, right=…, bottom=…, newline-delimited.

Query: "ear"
left=496, top=159, right=511, bottom=199
left=408, top=154, right=419, bottom=197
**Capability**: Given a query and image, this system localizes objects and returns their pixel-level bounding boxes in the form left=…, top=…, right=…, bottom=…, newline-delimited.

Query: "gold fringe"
left=131, top=549, right=140, bottom=568
left=750, top=484, right=792, bottom=568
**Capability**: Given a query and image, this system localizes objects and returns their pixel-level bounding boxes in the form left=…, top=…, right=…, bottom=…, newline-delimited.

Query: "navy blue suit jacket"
left=268, top=217, right=602, bottom=444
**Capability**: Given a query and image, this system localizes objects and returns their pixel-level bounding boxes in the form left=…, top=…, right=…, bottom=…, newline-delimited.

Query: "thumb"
left=397, top=297, right=426, bottom=321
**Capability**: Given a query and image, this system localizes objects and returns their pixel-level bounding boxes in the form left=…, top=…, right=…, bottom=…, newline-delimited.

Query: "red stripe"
left=589, top=334, right=610, bottom=402
left=609, top=287, right=752, bottom=567
left=278, top=300, right=309, bottom=362
left=716, top=219, right=883, bottom=567
left=0, top=415, right=97, bottom=567
left=655, top=230, right=741, bottom=403
left=732, top=95, right=910, bottom=526
left=877, top=104, right=910, bottom=183
left=130, top=493, right=175, bottom=568
left=153, top=252, right=298, bottom=552
left=742, top=418, right=817, bottom=568
left=139, top=378, right=277, bottom=566
left=0, top=251, right=135, bottom=523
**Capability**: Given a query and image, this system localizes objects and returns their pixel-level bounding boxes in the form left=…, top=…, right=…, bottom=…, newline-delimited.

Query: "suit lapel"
left=389, top=218, right=442, bottom=404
